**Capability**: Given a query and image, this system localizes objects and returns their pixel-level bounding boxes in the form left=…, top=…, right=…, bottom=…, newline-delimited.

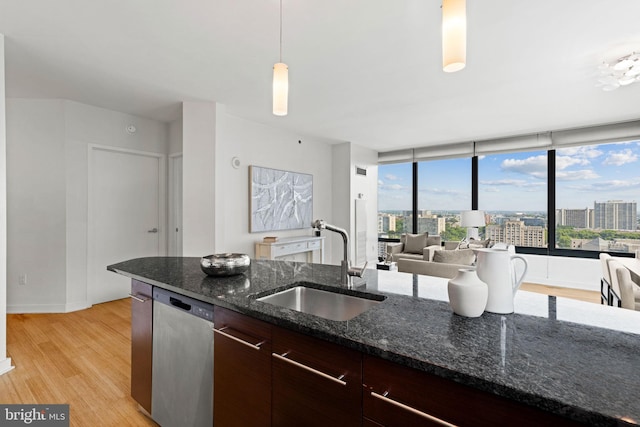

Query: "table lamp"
left=460, top=210, right=486, bottom=240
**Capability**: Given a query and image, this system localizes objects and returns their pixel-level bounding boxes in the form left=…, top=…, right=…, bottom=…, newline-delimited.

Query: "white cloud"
left=557, top=146, right=603, bottom=159
left=602, top=149, right=638, bottom=166
left=555, top=170, right=600, bottom=181
left=556, top=155, right=590, bottom=170
left=384, top=174, right=401, bottom=181
left=480, top=179, right=526, bottom=186
left=385, top=184, right=405, bottom=191
left=565, top=178, right=640, bottom=192
left=500, top=155, right=547, bottom=178
left=420, top=188, right=466, bottom=196
left=479, top=179, right=544, bottom=188
left=378, top=179, right=384, bottom=186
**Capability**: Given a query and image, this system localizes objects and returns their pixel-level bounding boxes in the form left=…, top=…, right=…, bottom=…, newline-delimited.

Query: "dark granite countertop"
left=108, top=257, right=640, bottom=426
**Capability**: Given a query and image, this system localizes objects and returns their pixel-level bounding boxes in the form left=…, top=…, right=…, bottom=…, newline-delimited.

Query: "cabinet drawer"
left=272, top=327, right=362, bottom=427
left=214, top=308, right=272, bottom=427
left=307, top=240, right=321, bottom=250
left=363, top=355, right=584, bottom=427
left=130, top=280, right=153, bottom=413
left=273, top=242, right=306, bottom=256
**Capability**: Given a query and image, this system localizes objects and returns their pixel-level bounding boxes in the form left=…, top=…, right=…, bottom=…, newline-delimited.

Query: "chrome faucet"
left=312, top=219, right=368, bottom=286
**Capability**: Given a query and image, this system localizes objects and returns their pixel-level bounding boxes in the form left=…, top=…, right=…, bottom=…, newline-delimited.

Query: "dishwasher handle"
left=169, top=297, right=192, bottom=312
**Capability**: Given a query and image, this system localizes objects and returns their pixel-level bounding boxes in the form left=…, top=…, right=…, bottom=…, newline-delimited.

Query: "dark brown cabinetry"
left=363, top=355, right=584, bottom=427
left=210, top=309, right=586, bottom=427
left=272, top=327, right=362, bottom=427
left=214, top=307, right=272, bottom=427
left=130, top=280, right=153, bottom=413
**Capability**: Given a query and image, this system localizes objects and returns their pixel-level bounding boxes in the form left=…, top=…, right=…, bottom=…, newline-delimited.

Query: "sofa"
left=397, top=247, right=477, bottom=279
left=386, top=233, right=442, bottom=262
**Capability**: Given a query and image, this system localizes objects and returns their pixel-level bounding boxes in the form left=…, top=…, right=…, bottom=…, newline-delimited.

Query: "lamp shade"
left=442, top=0, right=466, bottom=73
left=460, top=210, right=485, bottom=227
left=273, top=62, right=288, bottom=116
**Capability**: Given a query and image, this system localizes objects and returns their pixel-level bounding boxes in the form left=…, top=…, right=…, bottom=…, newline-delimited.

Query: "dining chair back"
left=607, top=259, right=623, bottom=307
left=599, top=253, right=612, bottom=305
left=615, top=266, right=640, bottom=311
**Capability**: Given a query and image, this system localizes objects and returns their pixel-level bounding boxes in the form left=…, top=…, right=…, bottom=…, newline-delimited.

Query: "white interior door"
left=89, top=146, right=165, bottom=304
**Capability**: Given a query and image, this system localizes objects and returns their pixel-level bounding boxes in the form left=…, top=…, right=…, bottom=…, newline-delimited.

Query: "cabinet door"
left=272, top=327, right=362, bottom=427
left=130, top=280, right=153, bottom=413
left=214, top=307, right=272, bottom=427
left=363, top=355, right=584, bottom=427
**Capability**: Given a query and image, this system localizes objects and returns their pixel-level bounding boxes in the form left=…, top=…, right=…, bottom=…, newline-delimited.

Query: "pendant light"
left=273, top=0, right=288, bottom=116
left=442, top=0, right=466, bottom=73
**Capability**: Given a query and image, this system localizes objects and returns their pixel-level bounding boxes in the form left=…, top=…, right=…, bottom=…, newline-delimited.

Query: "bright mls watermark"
left=0, top=405, right=69, bottom=426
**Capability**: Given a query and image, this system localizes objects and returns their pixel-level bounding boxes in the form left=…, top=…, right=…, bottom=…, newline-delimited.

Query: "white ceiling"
left=1, top=1, right=640, bottom=152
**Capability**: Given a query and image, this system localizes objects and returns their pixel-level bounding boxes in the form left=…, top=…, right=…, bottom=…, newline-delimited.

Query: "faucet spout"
left=313, top=219, right=366, bottom=286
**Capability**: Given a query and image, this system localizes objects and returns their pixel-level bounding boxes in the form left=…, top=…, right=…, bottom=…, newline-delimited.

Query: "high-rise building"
left=377, top=214, right=396, bottom=233
left=593, top=200, right=637, bottom=231
left=556, top=208, right=592, bottom=228
left=417, top=216, right=445, bottom=236
left=487, top=220, right=546, bottom=247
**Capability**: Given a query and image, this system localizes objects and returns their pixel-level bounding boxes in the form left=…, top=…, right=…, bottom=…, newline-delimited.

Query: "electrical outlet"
left=18, top=273, right=27, bottom=286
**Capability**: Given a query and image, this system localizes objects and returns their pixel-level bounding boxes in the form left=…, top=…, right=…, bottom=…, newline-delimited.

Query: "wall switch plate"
left=19, top=273, right=27, bottom=286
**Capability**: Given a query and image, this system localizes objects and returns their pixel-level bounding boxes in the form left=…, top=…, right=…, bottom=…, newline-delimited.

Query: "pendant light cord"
left=279, top=0, right=283, bottom=62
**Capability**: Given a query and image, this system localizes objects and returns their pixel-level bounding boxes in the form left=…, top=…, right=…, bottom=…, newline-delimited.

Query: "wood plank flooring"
left=0, top=298, right=157, bottom=427
left=521, top=283, right=601, bottom=304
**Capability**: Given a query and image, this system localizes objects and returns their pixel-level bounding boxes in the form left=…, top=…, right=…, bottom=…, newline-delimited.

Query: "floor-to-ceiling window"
left=555, top=141, right=640, bottom=254
left=378, top=121, right=640, bottom=259
left=478, top=150, right=548, bottom=249
left=417, top=158, right=471, bottom=241
left=377, top=162, right=414, bottom=259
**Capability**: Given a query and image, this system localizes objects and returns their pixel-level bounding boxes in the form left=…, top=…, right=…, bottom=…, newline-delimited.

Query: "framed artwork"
left=249, top=165, right=313, bottom=232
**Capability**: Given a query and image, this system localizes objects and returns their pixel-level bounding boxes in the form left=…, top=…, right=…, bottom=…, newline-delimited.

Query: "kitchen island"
left=108, top=257, right=640, bottom=426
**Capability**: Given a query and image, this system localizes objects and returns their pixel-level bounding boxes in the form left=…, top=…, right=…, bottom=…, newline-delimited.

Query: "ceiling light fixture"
left=442, top=0, right=466, bottom=73
left=597, top=52, right=640, bottom=91
left=272, top=0, right=288, bottom=116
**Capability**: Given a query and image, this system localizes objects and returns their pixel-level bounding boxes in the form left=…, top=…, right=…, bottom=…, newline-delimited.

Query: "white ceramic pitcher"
left=473, top=248, right=528, bottom=314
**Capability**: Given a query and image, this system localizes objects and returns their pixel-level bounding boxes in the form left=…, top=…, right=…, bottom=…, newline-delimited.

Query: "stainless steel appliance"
left=152, top=288, right=214, bottom=427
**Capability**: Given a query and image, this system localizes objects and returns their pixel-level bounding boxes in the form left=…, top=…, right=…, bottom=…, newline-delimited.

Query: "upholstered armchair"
left=386, top=233, right=442, bottom=262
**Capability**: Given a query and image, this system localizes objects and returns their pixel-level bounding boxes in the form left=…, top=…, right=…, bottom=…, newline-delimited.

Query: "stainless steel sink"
left=256, top=286, right=384, bottom=321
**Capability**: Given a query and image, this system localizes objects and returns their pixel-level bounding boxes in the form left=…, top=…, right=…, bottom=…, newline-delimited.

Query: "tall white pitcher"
left=473, top=248, right=528, bottom=314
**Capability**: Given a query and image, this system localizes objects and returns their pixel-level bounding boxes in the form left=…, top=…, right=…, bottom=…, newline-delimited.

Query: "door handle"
left=148, top=228, right=158, bottom=233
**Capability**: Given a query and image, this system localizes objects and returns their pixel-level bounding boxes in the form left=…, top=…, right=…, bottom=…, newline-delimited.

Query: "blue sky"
left=378, top=141, right=640, bottom=212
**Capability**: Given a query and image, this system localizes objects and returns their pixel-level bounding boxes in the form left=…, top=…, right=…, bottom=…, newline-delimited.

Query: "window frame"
left=378, top=148, right=637, bottom=259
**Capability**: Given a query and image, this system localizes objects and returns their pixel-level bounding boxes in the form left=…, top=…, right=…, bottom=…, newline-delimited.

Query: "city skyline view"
left=378, top=141, right=640, bottom=213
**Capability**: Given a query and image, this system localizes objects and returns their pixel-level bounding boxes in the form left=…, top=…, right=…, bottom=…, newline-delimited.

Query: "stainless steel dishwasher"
left=152, top=288, right=214, bottom=427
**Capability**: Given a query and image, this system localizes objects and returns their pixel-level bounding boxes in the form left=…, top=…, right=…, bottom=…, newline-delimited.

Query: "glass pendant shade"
left=273, top=62, right=289, bottom=116
left=442, top=0, right=466, bottom=73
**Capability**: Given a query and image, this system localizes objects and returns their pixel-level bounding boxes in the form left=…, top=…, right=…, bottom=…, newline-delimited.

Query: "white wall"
left=331, top=143, right=351, bottom=265
left=169, top=118, right=183, bottom=155
left=6, top=100, right=67, bottom=310
left=330, top=142, right=379, bottom=266
left=0, top=33, right=13, bottom=375
left=522, top=254, right=600, bottom=291
left=214, top=106, right=335, bottom=259
left=349, top=144, right=379, bottom=265
left=6, top=99, right=169, bottom=312
left=182, top=102, right=216, bottom=256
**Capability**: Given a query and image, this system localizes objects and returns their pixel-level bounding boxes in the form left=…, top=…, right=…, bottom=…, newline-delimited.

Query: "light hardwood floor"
left=521, top=282, right=601, bottom=304
left=0, top=298, right=157, bottom=427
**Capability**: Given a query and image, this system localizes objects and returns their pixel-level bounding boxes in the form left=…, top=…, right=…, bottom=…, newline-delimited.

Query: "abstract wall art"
left=249, top=165, right=313, bottom=232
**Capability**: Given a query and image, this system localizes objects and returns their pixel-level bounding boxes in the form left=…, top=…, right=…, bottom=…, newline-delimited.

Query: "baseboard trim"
left=0, top=357, right=15, bottom=376
left=7, top=301, right=91, bottom=314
